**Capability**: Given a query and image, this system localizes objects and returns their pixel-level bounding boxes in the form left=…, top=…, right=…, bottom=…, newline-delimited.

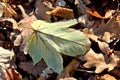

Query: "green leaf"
left=29, top=19, right=91, bottom=74
left=28, top=33, right=43, bottom=64
left=28, top=32, right=63, bottom=74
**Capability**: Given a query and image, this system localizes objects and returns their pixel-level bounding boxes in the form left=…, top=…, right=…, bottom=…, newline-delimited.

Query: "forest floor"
left=0, top=0, right=120, bottom=80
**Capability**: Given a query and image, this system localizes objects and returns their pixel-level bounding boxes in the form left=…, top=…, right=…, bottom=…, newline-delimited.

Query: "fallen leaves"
left=83, top=49, right=119, bottom=73
left=5, top=67, right=21, bottom=80
left=47, top=6, right=74, bottom=19
left=19, top=61, right=47, bottom=77
left=86, top=9, right=106, bottom=19
left=57, top=59, right=80, bottom=80
left=0, top=0, right=120, bottom=80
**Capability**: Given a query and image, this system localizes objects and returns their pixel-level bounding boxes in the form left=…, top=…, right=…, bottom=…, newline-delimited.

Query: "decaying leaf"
left=46, top=6, right=74, bottom=19
left=97, top=40, right=111, bottom=54
left=1, top=2, right=17, bottom=17
left=35, top=0, right=51, bottom=21
left=19, top=61, right=47, bottom=77
left=86, top=9, right=106, bottom=19
left=101, top=32, right=111, bottom=43
left=57, top=59, right=80, bottom=80
left=5, top=67, right=21, bottom=80
left=101, top=74, right=116, bottom=80
left=116, top=14, right=120, bottom=21
left=14, top=15, right=36, bottom=54
left=41, top=68, right=54, bottom=78
left=0, top=47, right=13, bottom=68
left=59, top=77, right=77, bottom=80
left=83, top=49, right=119, bottom=73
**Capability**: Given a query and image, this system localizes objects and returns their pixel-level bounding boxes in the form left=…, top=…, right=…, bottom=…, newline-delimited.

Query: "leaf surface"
left=29, top=19, right=91, bottom=73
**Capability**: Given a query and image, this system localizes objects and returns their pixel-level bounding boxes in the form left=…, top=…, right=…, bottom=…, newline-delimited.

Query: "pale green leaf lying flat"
left=29, top=19, right=91, bottom=74
left=28, top=32, right=63, bottom=74
left=32, top=19, right=78, bottom=31
left=28, top=33, right=43, bottom=64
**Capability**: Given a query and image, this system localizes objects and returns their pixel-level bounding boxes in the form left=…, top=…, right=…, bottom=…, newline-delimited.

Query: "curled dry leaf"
left=83, top=49, right=119, bottom=73
left=86, top=9, right=106, bottom=19
left=0, top=47, right=13, bottom=68
left=46, top=6, right=74, bottom=19
left=97, top=40, right=111, bottom=55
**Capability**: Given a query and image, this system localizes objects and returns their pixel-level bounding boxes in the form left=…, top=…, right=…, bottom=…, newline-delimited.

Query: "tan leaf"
left=101, top=74, right=116, bottom=80
left=97, top=40, right=111, bottom=54
left=16, top=15, right=36, bottom=54
left=47, top=6, right=74, bottom=19
left=101, top=32, right=111, bottom=43
left=59, top=77, right=77, bottom=80
left=105, top=10, right=115, bottom=18
left=83, top=49, right=119, bottom=73
left=1, top=3, right=17, bottom=17
left=116, top=14, right=120, bottom=21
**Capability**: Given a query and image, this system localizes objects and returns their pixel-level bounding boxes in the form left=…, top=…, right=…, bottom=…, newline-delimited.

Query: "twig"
left=57, top=59, right=80, bottom=80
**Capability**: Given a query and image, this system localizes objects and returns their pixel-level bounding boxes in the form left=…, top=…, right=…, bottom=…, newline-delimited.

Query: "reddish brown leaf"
left=2, top=3, right=17, bottom=17
left=86, top=9, right=105, bottom=19
left=19, top=61, right=47, bottom=77
left=57, top=59, right=80, bottom=80
left=47, top=6, right=74, bottom=19
left=5, top=67, right=21, bottom=80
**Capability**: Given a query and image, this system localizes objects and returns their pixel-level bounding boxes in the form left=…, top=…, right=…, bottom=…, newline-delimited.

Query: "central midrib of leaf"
left=38, top=33, right=55, bottom=56
left=36, top=30, right=89, bottom=47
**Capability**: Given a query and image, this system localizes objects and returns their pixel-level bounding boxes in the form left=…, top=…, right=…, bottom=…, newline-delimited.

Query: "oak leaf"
left=83, top=49, right=119, bottom=73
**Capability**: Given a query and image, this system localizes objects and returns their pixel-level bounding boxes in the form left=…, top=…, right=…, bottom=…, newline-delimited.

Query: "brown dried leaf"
left=101, top=32, right=111, bottom=43
left=57, top=59, right=80, bottom=80
left=1, top=3, right=17, bottom=17
left=14, top=15, right=36, bottom=54
left=35, top=0, right=51, bottom=21
left=83, top=49, right=119, bottom=73
left=116, top=14, right=120, bottom=21
left=5, top=67, right=21, bottom=80
left=86, top=9, right=106, bottom=19
left=47, top=6, right=74, bottom=19
left=97, top=40, right=111, bottom=55
left=59, top=77, right=77, bottom=80
left=19, top=61, right=47, bottom=77
left=0, top=47, right=13, bottom=67
left=101, top=74, right=116, bottom=80
left=92, top=15, right=120, bottom=39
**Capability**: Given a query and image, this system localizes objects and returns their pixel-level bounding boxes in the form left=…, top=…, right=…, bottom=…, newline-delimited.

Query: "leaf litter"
left=0, top=0, right=120, bottom=80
